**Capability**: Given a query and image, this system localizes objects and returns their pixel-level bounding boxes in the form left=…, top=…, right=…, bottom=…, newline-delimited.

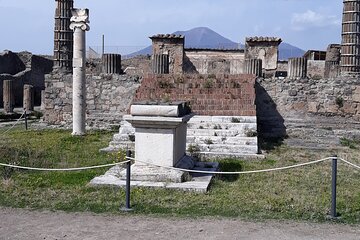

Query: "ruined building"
left=54, top=0, right=74, bottom=71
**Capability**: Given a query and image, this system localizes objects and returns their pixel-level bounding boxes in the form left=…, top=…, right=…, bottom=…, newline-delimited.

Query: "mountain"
left=129, top=27, right=304, bottom=60
left=173, top=27, right=239, bottom=49
left=278, top=42, right=305, bottom=60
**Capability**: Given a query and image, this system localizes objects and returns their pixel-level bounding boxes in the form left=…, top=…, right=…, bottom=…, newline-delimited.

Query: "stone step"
left=188, top=116, right=257, bottom=124
left=187, top=128, right=257, bottom=138
left=188, top=143, right=258, bottom=154
left=187, top=136, right=258, bottom=146
left=187, top=122, right=257, bottom=131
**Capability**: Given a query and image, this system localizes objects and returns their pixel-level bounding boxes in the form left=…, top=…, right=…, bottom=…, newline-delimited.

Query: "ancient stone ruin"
left=3, top=0, right=360, bottom=160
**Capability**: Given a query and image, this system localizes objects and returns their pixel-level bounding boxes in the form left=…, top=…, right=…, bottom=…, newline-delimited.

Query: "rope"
left=126, top=157, right=332, bottom=174
left=339, top=158, right=360, bottom=170
left=0, top=112, right=25, bottom=135
left=0, top=160, right=131, bottom=172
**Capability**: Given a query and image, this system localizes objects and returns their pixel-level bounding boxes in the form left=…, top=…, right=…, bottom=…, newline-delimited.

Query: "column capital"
left=70, top=8, right=90, bottom=31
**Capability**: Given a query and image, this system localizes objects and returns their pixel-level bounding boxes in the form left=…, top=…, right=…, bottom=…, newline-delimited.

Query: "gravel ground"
left=0, top=208, right=359, bottom=240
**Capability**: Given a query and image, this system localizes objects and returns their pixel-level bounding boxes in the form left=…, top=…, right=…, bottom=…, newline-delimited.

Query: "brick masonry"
left=134, top=74, right=257, bottom=116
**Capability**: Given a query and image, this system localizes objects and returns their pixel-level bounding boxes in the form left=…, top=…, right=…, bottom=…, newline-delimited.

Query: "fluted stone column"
left=23, top=84, right=34, bottom=112
left=54, top=0, right=74, bottom=70
left=288, top=57, right=307, bottom=79
left=70, top=9, right=90, bottom=136
left=3, top=80, right=14, bottom=114
left=152, top=54, right=170, bottom=74
left=244, top=59, right=262, bottom=77
left=341, top=0, right=360, bottom=74
left=102, top=54, right=122, bottom=74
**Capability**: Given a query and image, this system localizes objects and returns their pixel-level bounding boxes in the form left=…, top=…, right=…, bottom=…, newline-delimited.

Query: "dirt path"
left=0, top=208, right=359, bottom=240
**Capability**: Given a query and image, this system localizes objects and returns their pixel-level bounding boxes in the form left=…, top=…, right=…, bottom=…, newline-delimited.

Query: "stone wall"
left=184, top=49, right=245, bottom=74
left=43, top=72, right=141, bottom=128
left=307, top=60, right=325, bottom=79
left=257, top=76, right=360, bottom=138
left=134, top=74, right=256, bottom=116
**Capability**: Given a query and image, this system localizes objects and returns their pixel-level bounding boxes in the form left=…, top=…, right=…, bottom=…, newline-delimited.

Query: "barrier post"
left=331, top=155, right=338, bottom=218
left=121, top=150, right=132, bottom=212
left=24, top=110, right=28, bottom=130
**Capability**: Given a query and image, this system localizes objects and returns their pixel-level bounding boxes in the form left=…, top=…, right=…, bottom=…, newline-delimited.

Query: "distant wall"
left=307, top=60, right=325, bottom=79
left=184, top=50, right=245, bottom=75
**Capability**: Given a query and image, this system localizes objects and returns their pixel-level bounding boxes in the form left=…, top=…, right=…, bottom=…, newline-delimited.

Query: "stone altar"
left=91, top=102, right=218, bottom=192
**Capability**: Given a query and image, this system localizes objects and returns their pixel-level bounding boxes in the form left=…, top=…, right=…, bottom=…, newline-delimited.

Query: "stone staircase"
left=101, top=115, right=260, bottom=159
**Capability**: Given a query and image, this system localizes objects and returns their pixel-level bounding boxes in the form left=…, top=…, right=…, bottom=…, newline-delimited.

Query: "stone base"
left=113, top=164, right=190, bottom=183
left=89, top=161, right=219, bottom=193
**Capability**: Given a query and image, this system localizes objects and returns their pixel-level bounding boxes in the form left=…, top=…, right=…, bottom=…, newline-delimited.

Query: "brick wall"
left=134, top=74, right=256, bottom=116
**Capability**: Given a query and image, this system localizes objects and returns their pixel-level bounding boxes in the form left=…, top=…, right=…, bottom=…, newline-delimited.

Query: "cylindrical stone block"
left=152, top=54, right=170, bottom=74
left=341, top=0, right=360, bottom=74
left=3, top=80, right=14, bottom=113
left=23, top=84, right=34, bottom=112
left=72, top=27, right=86, bottom=135
left=244, top=59, right=262, bottom=77
left=102, top=54, right=122, bottom=74
left=288, top=57, right=307, bottom=79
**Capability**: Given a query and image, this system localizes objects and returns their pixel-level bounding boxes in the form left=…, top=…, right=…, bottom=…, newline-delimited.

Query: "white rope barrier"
left=339, top=158, right=360, bottom=170
left=0, top=160, right=131, bottom=172
left=126, top=157, right=333, bottom=175
left=1, top=156, right=359, bottom=174
left=0, top=112, right=25, bottom=135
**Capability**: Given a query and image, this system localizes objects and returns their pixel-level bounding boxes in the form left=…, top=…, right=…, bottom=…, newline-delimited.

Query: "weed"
left=340, top=138, right=358, bottom=149
left=204, top=79, right=214, bottom=89
left=245, top=128, right=258, bottom=137
left=199, top=126, right=204, bottom=129
left=213, top=124, right=222, bottom=130
left=187, top=144, right=200, bottom=158
left=204, top=138, right=214, bottom=145
left=231, top=117, right=241, bottom=123
left=32, top=111, right=43, bottom=119
left=336, top=96, right=344, bottom=108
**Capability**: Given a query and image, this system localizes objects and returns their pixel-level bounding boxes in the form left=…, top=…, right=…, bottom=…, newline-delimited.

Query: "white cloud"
left=291, top=10, right=340, bottom=31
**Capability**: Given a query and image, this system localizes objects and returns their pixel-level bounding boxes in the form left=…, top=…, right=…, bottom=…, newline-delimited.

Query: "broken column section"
left=102, top=54, right=122, bottom=74
left=244, top=59, right=262, bottom=77
left=23, top=84, right=34, bottom=112
left=288, top=57, right=307, bottom=79
left=3, top=80, right=14, bottom=114
left=70, top=8, right=90, bottom=135
left=152, top=54, right=170, bottom=74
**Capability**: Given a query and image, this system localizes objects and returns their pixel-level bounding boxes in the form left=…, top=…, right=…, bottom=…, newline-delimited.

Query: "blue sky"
left=0, top=0, right=342, bottom=54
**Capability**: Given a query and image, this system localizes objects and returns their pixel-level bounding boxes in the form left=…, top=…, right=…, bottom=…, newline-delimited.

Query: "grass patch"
left=0, top=127, right=360, bottom=224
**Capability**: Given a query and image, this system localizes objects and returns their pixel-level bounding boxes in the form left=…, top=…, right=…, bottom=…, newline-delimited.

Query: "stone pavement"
left=0, top=208, right=359, bottom=240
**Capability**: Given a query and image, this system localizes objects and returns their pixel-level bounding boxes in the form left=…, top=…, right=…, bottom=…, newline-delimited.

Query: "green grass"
left=0, top=126, right=360, bottom=224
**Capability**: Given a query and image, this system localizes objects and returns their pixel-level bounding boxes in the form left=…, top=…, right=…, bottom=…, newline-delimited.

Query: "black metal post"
left=24, top=110, right=28, bottom=130
left=331, top=155, right=338, bottom=218
left=121, top=150, right=132, bottom=211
